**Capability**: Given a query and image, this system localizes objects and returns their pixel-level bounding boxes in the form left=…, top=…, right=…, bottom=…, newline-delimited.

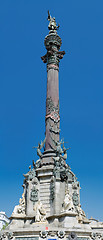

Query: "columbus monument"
left=1, top=11, right=103, bottom=240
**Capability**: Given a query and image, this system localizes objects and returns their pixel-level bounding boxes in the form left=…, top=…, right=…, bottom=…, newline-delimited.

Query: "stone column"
left=45, top=64, right=60, bottom=150
left=41, top=19, right=65, bottom=152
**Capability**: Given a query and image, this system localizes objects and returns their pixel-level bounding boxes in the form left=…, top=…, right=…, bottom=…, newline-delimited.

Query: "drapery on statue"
left=47, top=10, right=60, bottom=31
left=62, top=189, right=75, bottom=212
left=33, top=201, right=46, bottom=222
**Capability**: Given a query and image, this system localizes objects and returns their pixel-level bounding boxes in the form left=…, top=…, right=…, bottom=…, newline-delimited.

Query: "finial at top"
left=47, top=10, right=60, bottom=31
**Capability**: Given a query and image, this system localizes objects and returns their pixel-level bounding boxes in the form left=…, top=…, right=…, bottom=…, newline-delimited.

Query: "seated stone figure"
left=12, top=192, right=25, bottom=216
left=62, top=189, right=75, bottom=212
left=76, top=204, right=89, bottom=223
left=33, top=201, right=46, bottom=222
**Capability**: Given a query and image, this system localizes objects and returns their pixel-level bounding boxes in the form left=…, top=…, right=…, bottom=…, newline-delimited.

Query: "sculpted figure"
left=55, top=140, right=63, bottom=156
left=23, top=165, right=36, bottom=181
left=52, top=137, right=70, bottom=160
left=33, top=201, right=46, bottom=222
left=62, top=141, right=70, bottom=160
left=53, top=158, right=61, bottom=179
left=47, top=10, right=59, bottom=31
left=12, top=192, right=25, bottom=215
left=76, top=204, right=88, bottom=223
left=33, top=138, right=46, bottom=158
left=62, top=189, right=75, bottom=212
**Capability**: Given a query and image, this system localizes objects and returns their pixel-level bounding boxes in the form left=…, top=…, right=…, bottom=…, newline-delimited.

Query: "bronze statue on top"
left=47, top=10, right=60, bottom=31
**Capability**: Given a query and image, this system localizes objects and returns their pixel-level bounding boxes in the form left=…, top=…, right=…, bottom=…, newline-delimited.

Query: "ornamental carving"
left=41, top=29, right=65, bottom=65
left=0, top=232, right=14, bottom=240
left=40, top=231, right=48, bottom=238
left=23, top=165, right=36, bottom=182
left=50, top=125, right=60, bottom=134
left=57, top=231, right=65, bottom=238
left=33, top=138, right=46, bottom=159
left=46, top=111, right=60, bottom=122
left=50, top=176, right=55, bottom=201
left=50, top=137, right=69, bottom=159
left=76, top=205, right=88, bottom=224
left=7, top=232, right=14, bottom=239
left=30, top=186, right=38, bottom=203
left=46, top=97, right=59, bottom=115
left=91, top=233, right=103, bottom=240
left=72, top=191, right=79, bottom=206
left=67, top=232, right=77, bottom=240
left=53, top=150, right=70, bottom=181
left=45, top=33, right=62, bottom=49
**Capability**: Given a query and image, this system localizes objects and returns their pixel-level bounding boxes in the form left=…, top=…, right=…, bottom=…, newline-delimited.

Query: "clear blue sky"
left=0, top=0, right=103, bottom=220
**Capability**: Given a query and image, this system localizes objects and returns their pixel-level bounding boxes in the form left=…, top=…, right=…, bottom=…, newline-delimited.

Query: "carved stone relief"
left=91, top=233, right=103, bottom=240
left=50, top=176, right=55, bottom=201
left=23, top=165, right=36, bottom=182
left=57, top=231, right=65, bottom=238
left=62, top=189, right=75, bottom=212
left=72, top=175, right=80, bottom=189
left=33, top=201, right=46, bottom=222
left=53, top=155, right=70, bottom=182
left=76, top=204, right=89, bottom=223
left=67, top=232, right=77, bottom=240
left=0, top=232, right=14, bottom=240
left=30, top=186, right=38, bottom=203
left=72, top=191, right=79, bottom=207
left=40, top=231, right=48, bottom=238
left=7, top=232, right=14, bottom=239
left=46, top=97, right=59, bottom=119
left=41, top=26, right=65, bottom=66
